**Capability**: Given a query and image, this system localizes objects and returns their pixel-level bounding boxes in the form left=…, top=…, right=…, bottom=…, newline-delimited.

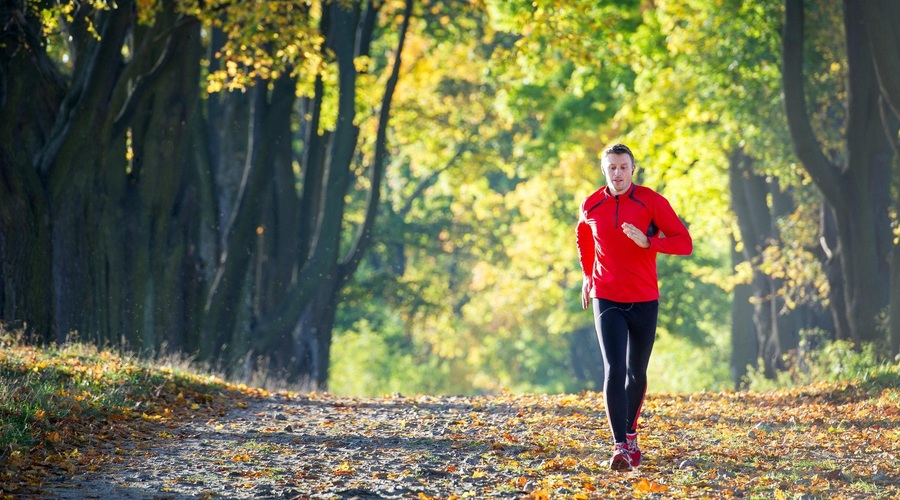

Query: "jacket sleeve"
left=648, top=195, right=693, bottom=256
left=576, top=205, right=595, bottom=276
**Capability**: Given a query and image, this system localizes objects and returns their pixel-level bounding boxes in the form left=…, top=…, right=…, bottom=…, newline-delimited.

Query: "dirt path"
left=42, top=392, right=571, bottom=499
left=37, top=386, right=900, bottom=499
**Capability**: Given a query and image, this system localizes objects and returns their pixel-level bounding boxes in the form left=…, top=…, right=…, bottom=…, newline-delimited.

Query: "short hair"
left=602, top=143, right=635, bottom=166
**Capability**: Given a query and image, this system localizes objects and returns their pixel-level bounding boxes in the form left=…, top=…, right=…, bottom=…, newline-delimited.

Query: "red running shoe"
left=610, top=442, right=633, bottom=471
left=626, top=432, right=642, bottom=467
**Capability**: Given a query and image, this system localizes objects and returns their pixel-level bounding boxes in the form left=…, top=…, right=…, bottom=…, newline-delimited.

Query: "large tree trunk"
left=0, top=0, right=59, bottom=340
left=783, top=0, right=895, bottom=346
left=860, top=1, right=900, bottom=358
left=44, top=2, right=137, bottom=343
left=201, top=81, right=271, bottom=367
left=2, top=0, right=206, bottom=353
left=294, top=275, right=340, bottom=388
left=123, top=12, right=203, bottom=352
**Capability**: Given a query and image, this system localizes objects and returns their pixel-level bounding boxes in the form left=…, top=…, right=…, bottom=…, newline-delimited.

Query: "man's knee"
left=605, top=364, right=627, bottom=384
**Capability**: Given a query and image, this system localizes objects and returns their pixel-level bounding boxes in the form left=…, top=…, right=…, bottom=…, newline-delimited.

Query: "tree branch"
left=112, top=15, right=200, bottom=137
left=399, top=140, right=469, bottom=218
left=781, top=0, right=841, bottom=204
left=36, top=0, right=135, bottom=178
left=338, top=0, right=414, bottom=281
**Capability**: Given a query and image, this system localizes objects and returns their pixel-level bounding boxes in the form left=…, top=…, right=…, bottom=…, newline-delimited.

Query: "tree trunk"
left=124, top=13, right=203, bottom=352
left=293, top=273, right=340, bottom=388
left=42, top=2, right=136, bottom=342
left=891, top=210, right=900, bottom=355
left=860, top=1, right=900, bottom=358
left=860, top=0, right=900, bottom=119
left=201, top=81, right=270, bottom=366
left=569, top=325, right=604, bottom=391
left=252, top=0, right=412, bottom=387
left=729, top=149, right=780, bottom=377
left=818, top=203, right=850, bottom=341
left=730, top=243, right=757, bottom=389
left=782, top=0, right=895, bottom=346
left=0, top=0, right=59, bottom=340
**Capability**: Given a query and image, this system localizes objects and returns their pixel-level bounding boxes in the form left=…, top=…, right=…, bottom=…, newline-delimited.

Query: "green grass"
left=0, top=339, right=221, bottom=450
left=0, top=331, right=256, bottom=494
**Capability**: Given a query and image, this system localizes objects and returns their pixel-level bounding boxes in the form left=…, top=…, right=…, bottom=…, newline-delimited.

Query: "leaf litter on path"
left=35, top=381, right=900, bottom=499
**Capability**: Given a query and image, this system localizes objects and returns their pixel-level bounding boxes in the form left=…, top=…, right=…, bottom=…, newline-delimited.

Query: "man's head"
left=601, top=143, right=636, bottom=195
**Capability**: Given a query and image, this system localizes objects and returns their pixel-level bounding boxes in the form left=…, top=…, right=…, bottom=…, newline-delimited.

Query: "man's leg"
left=594, top=298, right=631, bottom=444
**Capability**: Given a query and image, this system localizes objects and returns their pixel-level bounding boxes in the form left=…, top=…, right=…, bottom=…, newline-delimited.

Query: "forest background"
left=2, top=0, right=900, bottom=398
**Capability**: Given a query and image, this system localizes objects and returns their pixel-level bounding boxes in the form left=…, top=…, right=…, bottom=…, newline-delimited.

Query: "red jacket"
left=577, top=183, right=692, bottom=302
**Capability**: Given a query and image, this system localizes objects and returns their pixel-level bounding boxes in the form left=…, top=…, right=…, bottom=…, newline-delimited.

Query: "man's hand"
left=622, top=222, right=650, bottom=248
left=582, top=277, right=591, bottom=310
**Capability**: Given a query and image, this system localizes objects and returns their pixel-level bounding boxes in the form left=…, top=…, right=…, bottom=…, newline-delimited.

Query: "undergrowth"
left=0, top=330, right=265, bottom=495
left=744, top=337, right=900, bottom=393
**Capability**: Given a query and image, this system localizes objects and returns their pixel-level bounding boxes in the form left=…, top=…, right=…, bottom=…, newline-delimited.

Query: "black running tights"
left=592, top=298, right=659, bottom=443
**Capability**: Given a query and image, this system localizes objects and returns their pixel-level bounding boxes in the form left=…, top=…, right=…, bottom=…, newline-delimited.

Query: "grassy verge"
left=0, top=332, right=264, bottom=495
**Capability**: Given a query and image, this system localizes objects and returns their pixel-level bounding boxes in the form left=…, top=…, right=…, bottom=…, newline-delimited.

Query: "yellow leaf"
left=191, top=403, right=201, bottom=410
left=334, top=461, right=355, bottom=475
left=472, top=470, right=487, bottom=478
left=529, top=490, right=550, bottom=500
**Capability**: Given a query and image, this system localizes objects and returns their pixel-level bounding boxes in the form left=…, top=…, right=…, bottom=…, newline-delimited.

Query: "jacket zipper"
left=614, top=195, right=620, bottom=228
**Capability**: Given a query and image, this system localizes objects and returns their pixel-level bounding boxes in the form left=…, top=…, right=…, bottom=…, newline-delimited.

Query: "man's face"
left=602, top=152, right=634, bottom=194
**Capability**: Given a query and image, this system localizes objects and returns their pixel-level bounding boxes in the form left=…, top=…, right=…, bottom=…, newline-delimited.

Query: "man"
left=576, top=143, right=693, bottom=471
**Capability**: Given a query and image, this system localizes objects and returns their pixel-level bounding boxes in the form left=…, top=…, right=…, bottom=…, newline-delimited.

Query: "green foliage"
left=329, top=0, right=745, bottom=396
left=649, top=329, right=732, bottom=394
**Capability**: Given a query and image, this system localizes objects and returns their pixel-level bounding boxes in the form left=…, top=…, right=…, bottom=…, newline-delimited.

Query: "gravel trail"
left=41, top=392, right=545, bottom=499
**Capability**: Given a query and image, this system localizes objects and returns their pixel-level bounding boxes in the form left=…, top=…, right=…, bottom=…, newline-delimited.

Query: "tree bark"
left=251, top=0, right=413, bottom=388
left=124, top=11, right=202, bottom=352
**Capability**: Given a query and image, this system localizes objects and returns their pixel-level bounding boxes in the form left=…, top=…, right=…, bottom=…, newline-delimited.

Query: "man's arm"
left=576, top=213, right=595, bottom=309
left=648, top=196, right=693, bottom=256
